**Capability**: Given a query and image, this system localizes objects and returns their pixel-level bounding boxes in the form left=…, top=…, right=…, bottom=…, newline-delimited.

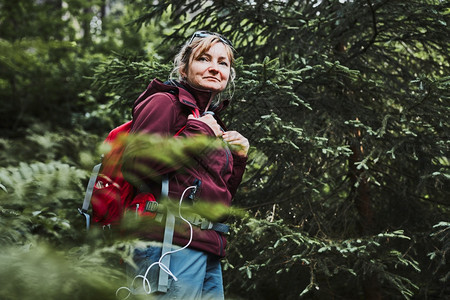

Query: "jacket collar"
left=134, top=78, right=230, bottom=115
left=177, top=80, right=212, bottom=112
left=152, top=78, right=229, bottom=113
left=178, top=81, right=230, bottom=113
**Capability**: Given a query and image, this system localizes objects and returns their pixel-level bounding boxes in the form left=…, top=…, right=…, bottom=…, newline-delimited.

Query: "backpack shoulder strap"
left=78, top=162, right=102, bottom=230
left=174, top=108, right=200, bottom=136
left=158, top=173, right=174, bottom=293
left=157, top=107, right=199, bottom=292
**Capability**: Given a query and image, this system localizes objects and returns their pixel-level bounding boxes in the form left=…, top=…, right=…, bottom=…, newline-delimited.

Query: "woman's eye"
left=220, top=61, right=229, bottom=66
left=198, top=56, right=208, bottom=61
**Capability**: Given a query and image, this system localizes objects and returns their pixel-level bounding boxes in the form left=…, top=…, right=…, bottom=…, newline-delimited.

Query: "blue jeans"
left=126, top=244, right=224, bottom=299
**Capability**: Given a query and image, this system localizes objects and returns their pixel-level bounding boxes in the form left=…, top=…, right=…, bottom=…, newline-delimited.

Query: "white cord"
left=116, top=185, right=197, bottom=299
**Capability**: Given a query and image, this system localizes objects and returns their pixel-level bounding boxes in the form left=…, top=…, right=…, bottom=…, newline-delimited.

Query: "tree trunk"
left=81, top=7, right=92, bottom=47
left=348, top=118, right=382, bottom=299
left=100, top=0, right=107, bottom=34
left=348, top=119, right=374, bottom=234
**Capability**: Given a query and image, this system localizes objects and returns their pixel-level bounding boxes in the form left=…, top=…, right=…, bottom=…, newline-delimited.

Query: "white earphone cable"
left=116, top=185, right=197, bottom=299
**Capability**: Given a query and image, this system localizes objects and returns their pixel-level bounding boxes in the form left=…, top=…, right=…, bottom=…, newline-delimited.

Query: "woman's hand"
left=188, top=114, right=223, bottom=137
left=222, top=131, right=249, bottom=157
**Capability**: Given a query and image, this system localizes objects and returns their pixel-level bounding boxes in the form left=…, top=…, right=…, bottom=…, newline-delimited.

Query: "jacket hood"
left=132, top=78, right=230, bottom=118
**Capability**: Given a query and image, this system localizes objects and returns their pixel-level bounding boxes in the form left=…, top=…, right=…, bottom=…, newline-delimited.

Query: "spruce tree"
left=126, top=1, right=449, bottom=298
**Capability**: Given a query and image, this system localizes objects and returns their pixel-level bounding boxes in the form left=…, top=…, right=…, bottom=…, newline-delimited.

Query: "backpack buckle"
left=190, top=214, right=203, bottom=226
left=145, top=201, right=159, bottom=213
left=189, top=214, right=213, bottom=230
left=200, top=220, right=213, bottom=230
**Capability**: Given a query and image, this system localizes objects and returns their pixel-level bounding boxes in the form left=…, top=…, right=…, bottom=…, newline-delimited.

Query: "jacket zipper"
left=221, top=144, right=231, bottom=176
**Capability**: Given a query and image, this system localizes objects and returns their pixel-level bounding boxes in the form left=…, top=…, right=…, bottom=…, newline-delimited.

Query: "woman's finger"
left=223, top=131, right=249, bottom=156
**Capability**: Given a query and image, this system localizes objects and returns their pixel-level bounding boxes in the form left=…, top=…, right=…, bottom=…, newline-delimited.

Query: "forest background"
left=0, top=0, right=448, bottom=299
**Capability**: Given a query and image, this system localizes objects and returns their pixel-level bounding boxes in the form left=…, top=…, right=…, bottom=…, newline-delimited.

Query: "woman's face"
left=183, top=42, right=231, bottom=96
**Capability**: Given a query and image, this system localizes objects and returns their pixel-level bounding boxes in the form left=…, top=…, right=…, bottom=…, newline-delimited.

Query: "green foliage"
left=0, top=125, right=127, bottom=299
left=0, top=240, right=129, bottom=300
left=0, top=0, right=169, bottom=136
left=0, top=123, right=101, bottom=168
left=428, top=222, right=450, bottom=286
left=0, top=153, right=85, bottom=245
left=224, top=217, right=419, bottom=299
left=0, top=37, right=90, bottom=135
left=92, top=52, right=173, bottom=118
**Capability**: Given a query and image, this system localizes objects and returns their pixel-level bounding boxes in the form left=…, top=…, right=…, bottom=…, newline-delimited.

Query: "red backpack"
left=79, top=109, right=200, bottom=230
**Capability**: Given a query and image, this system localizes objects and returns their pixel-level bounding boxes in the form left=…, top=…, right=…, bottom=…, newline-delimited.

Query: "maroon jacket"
left=122, top=78, right=247, bottom=257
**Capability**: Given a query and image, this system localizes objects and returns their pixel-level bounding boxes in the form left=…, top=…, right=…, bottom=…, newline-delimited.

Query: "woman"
left=121, top=31, right=249, bottom=299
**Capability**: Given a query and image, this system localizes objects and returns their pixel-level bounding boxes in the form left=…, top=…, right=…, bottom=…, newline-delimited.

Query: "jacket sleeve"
left=227, top=154, right=248, bottom=198
left=182, top=114, right=247, bottom=198
left=122, top=93, right=179, bottom=185
left=183, top=119, right=216, bottom=137
left=131, top=93, right=177, bottom=136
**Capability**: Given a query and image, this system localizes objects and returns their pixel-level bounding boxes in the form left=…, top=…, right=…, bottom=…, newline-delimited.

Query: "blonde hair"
left=170, top=34, right=236, bottom=103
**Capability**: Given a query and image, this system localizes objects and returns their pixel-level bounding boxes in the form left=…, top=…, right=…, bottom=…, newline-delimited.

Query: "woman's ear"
left=179, top=63, right=187, bottom=79
left=179, top=69, right=187, bottom=80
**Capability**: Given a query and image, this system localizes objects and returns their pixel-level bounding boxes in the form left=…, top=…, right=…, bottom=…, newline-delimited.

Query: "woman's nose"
left=208, top=62, right=219, bottom=73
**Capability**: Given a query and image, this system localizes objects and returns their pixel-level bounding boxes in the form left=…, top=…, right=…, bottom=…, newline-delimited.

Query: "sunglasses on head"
left=188, top=31, right=234, bottom=48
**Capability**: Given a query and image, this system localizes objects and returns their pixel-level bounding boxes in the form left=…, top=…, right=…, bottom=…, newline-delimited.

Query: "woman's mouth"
left=204, top=76, right=220, bottom=82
